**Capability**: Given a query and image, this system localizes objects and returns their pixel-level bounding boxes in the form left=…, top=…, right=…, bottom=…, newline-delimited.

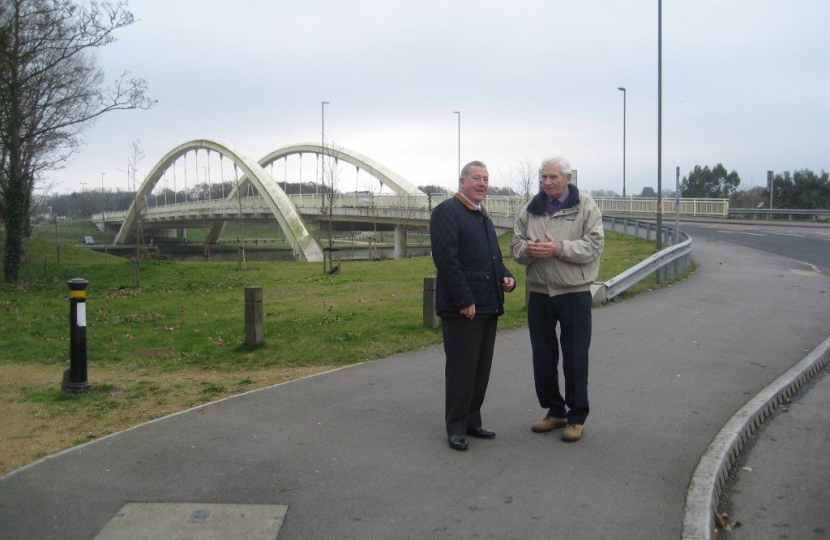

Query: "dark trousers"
left=528, top=291, right=592, bottom=424
left=441, top=316, right=498, bottom=436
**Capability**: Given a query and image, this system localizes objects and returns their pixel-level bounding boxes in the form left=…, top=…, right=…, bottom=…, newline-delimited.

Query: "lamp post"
left=656, top=0, right=663, bottom=253
left=617, top=87, right=626, bottom=197
left=321, top=101, right=329, bottom=194
left=101, top=173, right=106, bottom=238
left=453, top=111, right=460, bottom=177
left=321, top=100, right=330, bottom=273
left=80, top=182, right=87, bottom=218
left=321, top=101, right=329, bottom=154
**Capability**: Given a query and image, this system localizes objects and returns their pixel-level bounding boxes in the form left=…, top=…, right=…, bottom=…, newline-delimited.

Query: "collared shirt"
left=457, top=192, right=482, bottom=212
left=547, top=185, right=570, bottom=214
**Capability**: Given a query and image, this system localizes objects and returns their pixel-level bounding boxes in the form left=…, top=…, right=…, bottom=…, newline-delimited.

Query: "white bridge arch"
left=258, top=143, right=422, bottom=196
left=114, top=139, right=425, bottom=262
left=114, top=138, right=325, bottom=262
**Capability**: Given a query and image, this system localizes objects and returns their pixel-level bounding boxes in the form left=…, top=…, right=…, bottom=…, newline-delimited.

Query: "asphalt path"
left=1, top=226, right=828, bottom=540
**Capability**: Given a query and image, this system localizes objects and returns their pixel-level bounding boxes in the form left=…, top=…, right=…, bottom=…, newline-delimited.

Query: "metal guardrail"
left=592, top=216, right=693, bottom=304
left=727, top=207, right=830, bottom=222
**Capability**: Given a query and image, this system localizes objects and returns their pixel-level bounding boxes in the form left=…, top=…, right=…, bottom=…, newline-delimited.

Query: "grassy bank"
left=0, top=227, right=686, bottom=474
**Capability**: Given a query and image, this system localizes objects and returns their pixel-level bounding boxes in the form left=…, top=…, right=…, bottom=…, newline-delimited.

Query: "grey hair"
left=460, top=160, right=487, bottom=178
left=540, top=156, right=572, bottom=176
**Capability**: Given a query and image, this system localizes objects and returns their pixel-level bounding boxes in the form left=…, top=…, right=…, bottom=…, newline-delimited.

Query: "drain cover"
left=93, top=503, right=288, bottom=539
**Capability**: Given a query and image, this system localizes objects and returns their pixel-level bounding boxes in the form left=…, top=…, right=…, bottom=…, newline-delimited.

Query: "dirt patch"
left=0, top=363, right=333, bottom=476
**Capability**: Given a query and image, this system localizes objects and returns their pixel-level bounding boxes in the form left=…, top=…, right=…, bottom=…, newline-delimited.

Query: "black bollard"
left=62, top=278, right=91, bottom=393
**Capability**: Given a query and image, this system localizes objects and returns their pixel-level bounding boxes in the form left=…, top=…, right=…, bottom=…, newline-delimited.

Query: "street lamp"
left=453, top=111, right=460, bottom=177
left=656, top=0, right=663, bottom=252
left=321, top=101, right=329, bottom=189
left=617, top=87, right=626, bottom=197
left=80, top=182, right=87, bottom=218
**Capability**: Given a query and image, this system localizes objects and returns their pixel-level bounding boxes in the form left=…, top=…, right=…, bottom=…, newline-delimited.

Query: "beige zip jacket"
left=511, top=188, right=605, bottom=296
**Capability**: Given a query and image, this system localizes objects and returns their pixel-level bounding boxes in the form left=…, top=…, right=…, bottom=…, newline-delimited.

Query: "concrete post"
left=245, top=286, right=264, bottom=345
left=394, top=225, right=406, bottom=260
left=62, top=278, right=91, bottom=393
left=423, top=276, right=440, bottom=329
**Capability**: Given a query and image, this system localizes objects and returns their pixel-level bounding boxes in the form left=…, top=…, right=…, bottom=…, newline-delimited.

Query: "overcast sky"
left=53, top=0, right=829, bottom=197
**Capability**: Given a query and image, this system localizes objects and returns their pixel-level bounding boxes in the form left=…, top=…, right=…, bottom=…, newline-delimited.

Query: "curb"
left=681, top=335, right=830, bottom=540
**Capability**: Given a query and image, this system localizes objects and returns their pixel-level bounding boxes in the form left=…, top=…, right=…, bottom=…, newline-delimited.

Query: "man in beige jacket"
left=511, top=156, right=604, bottom=442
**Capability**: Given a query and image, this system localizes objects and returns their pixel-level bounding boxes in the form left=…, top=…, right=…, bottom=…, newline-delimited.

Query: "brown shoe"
left=561, top=423, right=584, bottom=442
left=531, top=416, right=568, bottom=433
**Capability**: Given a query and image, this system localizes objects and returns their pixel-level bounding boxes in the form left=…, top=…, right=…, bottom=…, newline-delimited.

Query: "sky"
left=52, top=0, right=830, bottom=198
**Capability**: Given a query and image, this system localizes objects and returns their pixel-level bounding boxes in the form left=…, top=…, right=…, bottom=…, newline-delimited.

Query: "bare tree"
left=0, top=0, right=154, bottom=282
left=502, top=158, right=537, bottom=216
left=125, top=140, right=144, bottom=248
left=512, top=159, right=537, bottom=201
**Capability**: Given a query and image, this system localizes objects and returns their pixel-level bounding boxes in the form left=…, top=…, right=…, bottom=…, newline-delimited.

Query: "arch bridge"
left=104, top=139, right=730, bottom=261
left=113, top=139, right=425, bottom=262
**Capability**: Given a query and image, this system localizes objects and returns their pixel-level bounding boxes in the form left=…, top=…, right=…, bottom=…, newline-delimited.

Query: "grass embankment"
left=0, top=227, right=684, bottom=474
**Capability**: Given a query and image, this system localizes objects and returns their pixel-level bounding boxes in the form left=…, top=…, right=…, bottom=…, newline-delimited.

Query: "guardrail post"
left=62, top=278, right=91, bottom=393
left=423, top=276, right=440, bottom=329
left=245, top=286, right=264, bottom=345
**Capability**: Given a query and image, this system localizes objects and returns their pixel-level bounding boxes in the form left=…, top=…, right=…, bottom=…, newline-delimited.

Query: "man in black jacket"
left=430, top=161, right=516, bottom=451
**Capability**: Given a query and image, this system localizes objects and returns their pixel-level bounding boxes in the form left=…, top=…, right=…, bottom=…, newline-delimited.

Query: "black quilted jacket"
left=429, top=195, right=513, bottom=318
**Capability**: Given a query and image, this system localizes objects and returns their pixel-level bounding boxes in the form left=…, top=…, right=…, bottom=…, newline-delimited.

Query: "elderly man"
left=430, top=160, right=516, bottom=451
left=511, top=156, right=604, bottom=442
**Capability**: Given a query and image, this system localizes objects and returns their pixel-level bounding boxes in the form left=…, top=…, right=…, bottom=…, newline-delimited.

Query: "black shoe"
left=466, top=426, right=496, bottom=439
left=448, top=435, right=468, bottom=450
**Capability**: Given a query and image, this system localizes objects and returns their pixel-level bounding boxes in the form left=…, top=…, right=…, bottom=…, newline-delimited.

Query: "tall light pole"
left=453, top=111, right=460, bottom=177
left=656, top=0, right=663, bottom=253
left=80, top=182, right=87, bottom=218
left=321, top=100, right=331, bottom=273
left=321, top=101, right=329, bottom=186
left=617, top=87, right=626, bottom=197
left=101, top=173, right=106, bottom=233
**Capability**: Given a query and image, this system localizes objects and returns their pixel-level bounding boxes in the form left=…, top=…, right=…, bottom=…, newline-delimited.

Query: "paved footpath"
left=718, top=362, right=830, bottom=539
left=1, top=236, right=829, bottom=540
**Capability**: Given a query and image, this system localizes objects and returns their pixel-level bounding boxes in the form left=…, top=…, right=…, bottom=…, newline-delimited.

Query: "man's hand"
left=526, top=235, right=557, bottom=259
left=460, top=304, right=476, bottom=319
left=502, top=276, right=516, bottom=292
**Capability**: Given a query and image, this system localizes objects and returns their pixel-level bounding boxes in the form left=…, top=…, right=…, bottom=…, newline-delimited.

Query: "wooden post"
left=423, top=276, right=440, bottom=329
left=245, top=286, right=264, bottom=345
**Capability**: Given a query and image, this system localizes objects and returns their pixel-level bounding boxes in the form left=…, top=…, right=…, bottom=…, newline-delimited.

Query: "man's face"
left=459, top=165, right=489, bottom=205
left=540, top=162, right=571, bottom=200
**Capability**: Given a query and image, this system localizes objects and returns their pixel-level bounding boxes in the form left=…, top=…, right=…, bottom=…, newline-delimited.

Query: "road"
left=678, top=220, right=830, bottom=274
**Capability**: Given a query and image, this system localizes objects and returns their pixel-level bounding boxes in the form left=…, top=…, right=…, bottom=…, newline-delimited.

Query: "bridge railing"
left=99, top=194, right=730, bottom=223
left=594, top=197, right=729, bottom=217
